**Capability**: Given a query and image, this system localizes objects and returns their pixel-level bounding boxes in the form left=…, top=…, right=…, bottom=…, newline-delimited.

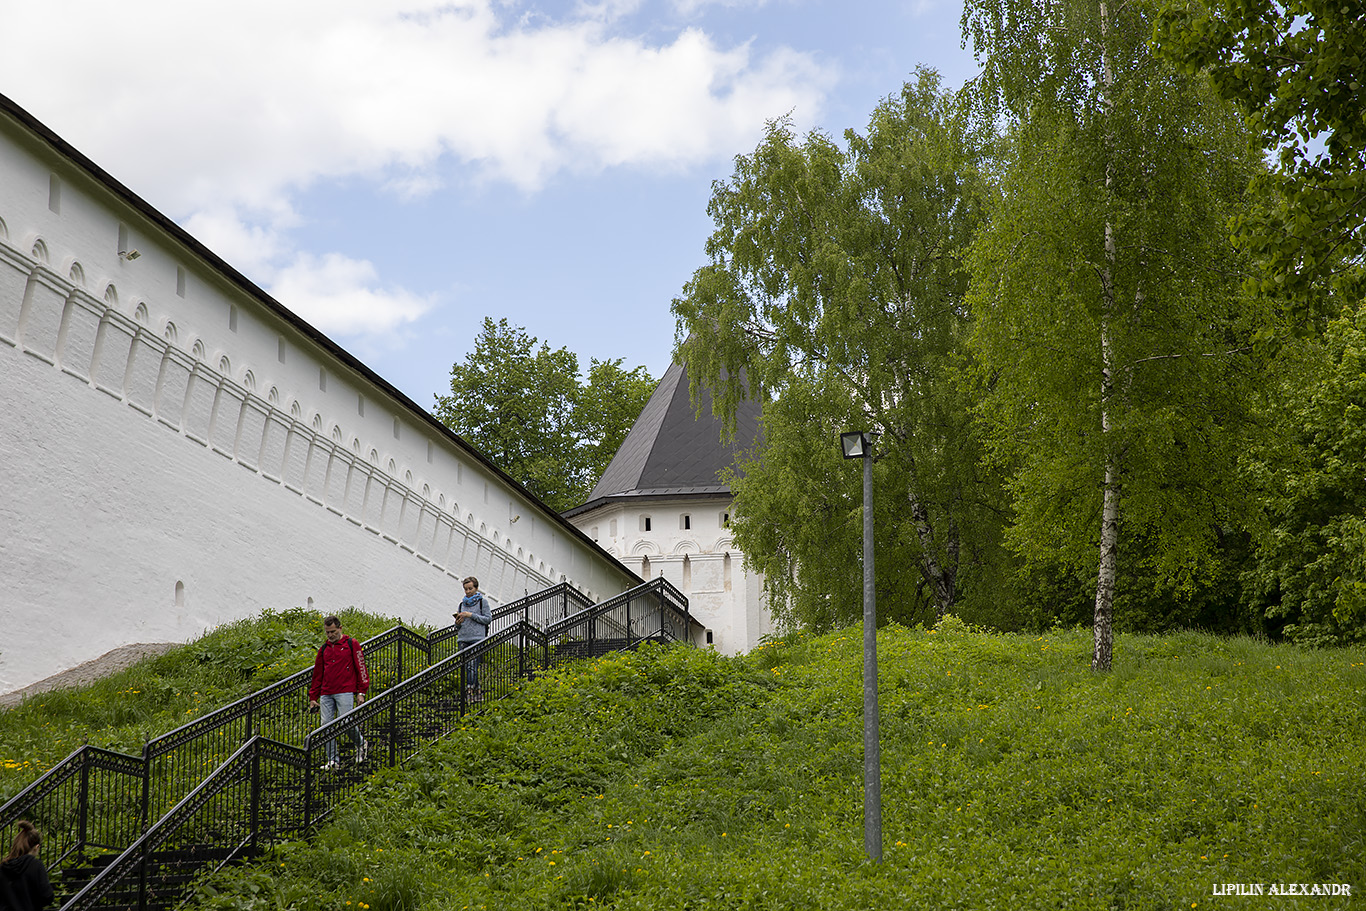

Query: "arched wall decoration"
left=267, top=386, right=280, bottom=406
left=673, top=540, right=700, bottom=555
left=243, top=370, right=256, bottom=393
left=218, top=355, right=230, bottom=375
left=351, top=437, right=361, bottom=454
left=0, top=215, right=8, bottom=239
left=630, top=540, right=661, bottom=556
left=30, top=238, right=48, bottom=263
left=133, top=302, right=148, bottom=324
left=369, top=449, right=380, bottom=466
left=163, top=322, right=178, bottom=344
left=67, top=261, right=85, bottom=287
left=192, top=340, right=206, bottom=360
left=712, top=536, right=734, bottom=552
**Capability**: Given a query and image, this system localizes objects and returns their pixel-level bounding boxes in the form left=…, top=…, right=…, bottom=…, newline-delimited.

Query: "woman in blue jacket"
left=454, top=575, right=492, bottom=701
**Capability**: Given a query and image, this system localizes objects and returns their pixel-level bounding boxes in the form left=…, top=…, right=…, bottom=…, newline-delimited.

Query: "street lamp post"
left=840, top=430, right=881, bottom=862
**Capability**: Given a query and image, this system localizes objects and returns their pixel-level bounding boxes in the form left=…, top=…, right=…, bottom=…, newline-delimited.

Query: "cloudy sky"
left=2, top=0, right=980, bottom=406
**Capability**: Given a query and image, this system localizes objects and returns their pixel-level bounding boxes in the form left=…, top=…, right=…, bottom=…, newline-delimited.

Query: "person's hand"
left=308, top=700, right=319, bottom=713
left=356, top=693, right=365, bottom=704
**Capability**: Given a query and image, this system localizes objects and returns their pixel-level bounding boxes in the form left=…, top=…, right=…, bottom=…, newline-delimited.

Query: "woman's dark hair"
left=7, top=820, right=40, bottom=860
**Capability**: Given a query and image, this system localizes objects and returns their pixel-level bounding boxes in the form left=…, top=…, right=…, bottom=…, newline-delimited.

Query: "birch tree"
left=962, top=0, right=1266, bottom=668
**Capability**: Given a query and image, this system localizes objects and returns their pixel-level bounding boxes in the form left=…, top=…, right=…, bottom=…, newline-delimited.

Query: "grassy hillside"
left=0, top=607, right=405, bottom=800
left=172, top=619, right=1364, bottom=911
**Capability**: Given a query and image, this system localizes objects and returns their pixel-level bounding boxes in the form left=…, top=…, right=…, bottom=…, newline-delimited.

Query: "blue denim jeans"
left=460, top=647, right=483, bottom=692
left=319, top=692, right=366, bottom=762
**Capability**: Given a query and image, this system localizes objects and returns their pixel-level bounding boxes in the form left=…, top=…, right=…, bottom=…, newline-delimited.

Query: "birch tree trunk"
left=1092, top=0, right=1119, bottom=672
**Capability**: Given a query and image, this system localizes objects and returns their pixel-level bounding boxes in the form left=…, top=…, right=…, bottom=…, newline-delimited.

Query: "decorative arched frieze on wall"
left=673, top=540, right=700, bottom=555
left=711, top=536, right=735, bottom=553
left=630, top=540, right=661, bottom=556
left=0, top=220, right=593, bottom=668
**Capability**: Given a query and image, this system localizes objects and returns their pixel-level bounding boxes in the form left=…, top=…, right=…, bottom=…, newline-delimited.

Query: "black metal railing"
left=2, top=579, right=691, bottom=911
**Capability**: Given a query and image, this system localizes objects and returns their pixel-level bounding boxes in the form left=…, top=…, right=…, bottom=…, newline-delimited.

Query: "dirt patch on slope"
left=0, top=642, right=180, bottom=710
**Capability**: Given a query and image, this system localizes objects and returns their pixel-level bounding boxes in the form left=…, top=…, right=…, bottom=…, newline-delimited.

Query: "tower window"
left=681, top=514, right=691, bottom=530
left=641, top=516, right=652, bottom=532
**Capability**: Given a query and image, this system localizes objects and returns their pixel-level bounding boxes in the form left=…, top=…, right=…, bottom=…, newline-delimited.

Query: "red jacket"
left=308, top=636, right=370, bottom=701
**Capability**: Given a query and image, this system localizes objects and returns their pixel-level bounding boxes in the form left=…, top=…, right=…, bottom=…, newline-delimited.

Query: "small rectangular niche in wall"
left=277, top=338, right=287, bottom=364
left=48, top=174, right=61, bottom=213
left=176, top=267, right=187, bottom=298
left=392, top=416, right=400, bottom=440
left=228, top=305, right=238, bottom=333
left=609, top=519, right=617, bottom=537
left=118, top=224, right=129, bottom=256
left=427, top=440, right=434, bottom=464
left=319, top=367, right=328, bottom=392
left=357, top=394, right=365, bottom=417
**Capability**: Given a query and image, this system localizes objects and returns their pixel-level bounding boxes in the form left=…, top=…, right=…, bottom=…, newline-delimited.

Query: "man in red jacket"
left=308, top=616, right=370, bottom=771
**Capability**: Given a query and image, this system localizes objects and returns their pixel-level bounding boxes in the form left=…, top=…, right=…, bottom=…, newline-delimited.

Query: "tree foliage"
left=432, top=317, right=655, bottom=512
left=1244, top=303, right=1366, bottom=645
left=1153, top=0, right=1366, bottom=326
left=961, top=0, right=1268, bottom=667
left=673, top=70, right=1011, bottom=629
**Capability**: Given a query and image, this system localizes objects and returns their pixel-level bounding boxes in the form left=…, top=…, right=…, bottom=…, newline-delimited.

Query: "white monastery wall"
left=576, top=498, right=771, bottom=654
left=0, top=104, right=638, bottom=694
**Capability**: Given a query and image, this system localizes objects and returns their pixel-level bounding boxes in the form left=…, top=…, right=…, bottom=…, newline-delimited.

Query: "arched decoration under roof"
left=291, top=401, right=302, bottom=420
left=218, top=355, right=231, bottom=375
left=106, top=285, right=120, bottom=307
left=191, top=340, right=205, bottom=360
left=268, top=386, right=280, bottom=406
left=163, top=322, right=177, bottom=344
left=243, top=370, right=256, bottom=393
left=133, top=302, right=148, bottom=324
left=30, top=238, right=48, bottom=263
left=369, top=448, right=380, bottom=466
left=67, top=261, right=85, bottom=287
left=422, top=484, right=431, bottom=499
left=673, top=540, right=700, bottom=555
left=330, top=424, right=342, bottom=442
left=351, top=437, right=361, bottom=454
left=630, top=540, right=661, bottom=556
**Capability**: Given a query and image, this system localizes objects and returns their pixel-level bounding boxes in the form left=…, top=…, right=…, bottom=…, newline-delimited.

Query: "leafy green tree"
left=1153, top=0, right=1366, bottom=326
left=961, top=0, right=1268, bottom=668
left=673, top=71, right=1011, bottom=628
left=1243, top=303, right=1366, bottom=645
left=433, top=317, right=654, bottom=512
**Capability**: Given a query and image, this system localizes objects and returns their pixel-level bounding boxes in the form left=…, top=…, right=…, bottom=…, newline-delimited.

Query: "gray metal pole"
left=863, top=444, right=881, bottom=862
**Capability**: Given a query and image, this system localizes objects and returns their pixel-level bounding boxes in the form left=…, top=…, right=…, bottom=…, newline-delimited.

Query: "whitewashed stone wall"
left=0, top=104, right=638, bottom=694
left=575, top=498, right=770, bottom=654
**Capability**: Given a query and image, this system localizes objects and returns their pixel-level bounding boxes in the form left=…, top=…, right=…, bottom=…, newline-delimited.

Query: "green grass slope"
left=0, top=607, right=404, bottom=800
left=183, top=620, right=1366, bottom=911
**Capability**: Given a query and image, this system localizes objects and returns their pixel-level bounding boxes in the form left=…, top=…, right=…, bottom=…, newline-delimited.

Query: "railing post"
left=77, top=749, right=90, bottom=856
left=249, top=740, right=261, bottom=858
left=397, top=632, right=405, bottom=688
left=140, top=743, right=152, bottom=831
left=388, top=695, right=398, bottom=768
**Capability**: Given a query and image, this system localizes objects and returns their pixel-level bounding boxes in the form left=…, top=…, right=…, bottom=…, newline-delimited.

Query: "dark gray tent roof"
left=565, top=361, right=763, bottom=515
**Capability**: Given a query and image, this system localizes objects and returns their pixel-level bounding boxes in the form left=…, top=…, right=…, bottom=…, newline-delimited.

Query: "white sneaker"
left=321, top=759, right=340, bottom=771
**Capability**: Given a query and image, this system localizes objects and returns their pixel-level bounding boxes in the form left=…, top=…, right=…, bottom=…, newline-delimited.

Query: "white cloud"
left=269, top=253, right=435, bottom=337
left=0, top=0, right=834, bottom=343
